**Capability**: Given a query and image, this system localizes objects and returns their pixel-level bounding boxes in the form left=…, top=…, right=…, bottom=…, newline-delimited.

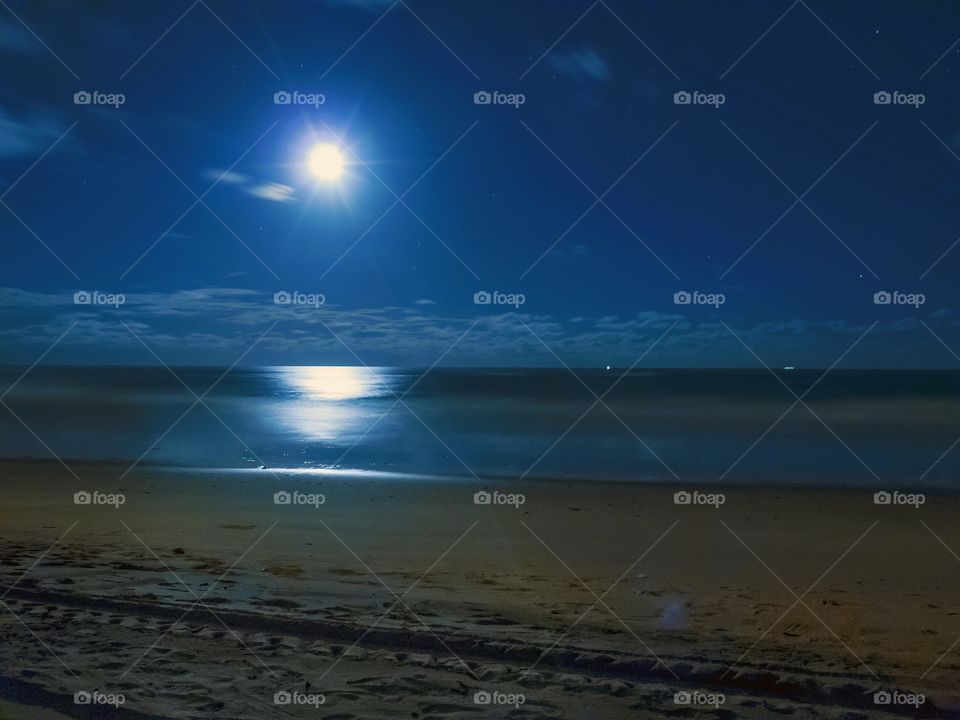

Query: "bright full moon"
left=307, top=143, right=345, bottom=182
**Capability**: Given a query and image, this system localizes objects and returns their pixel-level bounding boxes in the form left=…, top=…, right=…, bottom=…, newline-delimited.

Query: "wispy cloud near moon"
left=204, top=168, right=297, bottom=203
left=248, top=182, right=296, bottom=203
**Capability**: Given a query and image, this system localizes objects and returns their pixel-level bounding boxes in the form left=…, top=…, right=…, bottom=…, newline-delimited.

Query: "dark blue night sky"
left=1, top=0, right=959, bottom=368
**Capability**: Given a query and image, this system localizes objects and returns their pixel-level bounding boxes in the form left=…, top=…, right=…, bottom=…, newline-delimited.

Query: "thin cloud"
left=205, top=168, right=250, bottom=185
left=248, top=182, right=296, bottom=203
left=202, top=167, right=297, bottom=203
left=0, top=106, right=69, bottom=157
left=0, top=17, right=42, bottom=56
left=0, top=286, right=952, bottom=368
left=547, top=47, right=610, bottom=84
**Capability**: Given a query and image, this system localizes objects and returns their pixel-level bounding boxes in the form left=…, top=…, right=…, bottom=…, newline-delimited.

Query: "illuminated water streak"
left=273, top=366, right=393, bottom=440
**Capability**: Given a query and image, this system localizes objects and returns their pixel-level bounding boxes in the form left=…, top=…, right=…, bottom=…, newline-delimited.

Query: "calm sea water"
left=0, top=366, right=957, bottom=488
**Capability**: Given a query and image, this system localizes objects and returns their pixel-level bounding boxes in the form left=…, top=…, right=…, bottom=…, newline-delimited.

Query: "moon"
left=307, top=143, right=345, bottom=182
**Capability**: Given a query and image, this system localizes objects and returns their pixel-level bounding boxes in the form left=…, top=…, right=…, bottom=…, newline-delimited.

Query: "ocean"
left=0, top=366, right=957, bottom=488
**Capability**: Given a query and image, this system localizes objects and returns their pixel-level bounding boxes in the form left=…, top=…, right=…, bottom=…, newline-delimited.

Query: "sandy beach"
left=0, top=459, right=957, bottom=718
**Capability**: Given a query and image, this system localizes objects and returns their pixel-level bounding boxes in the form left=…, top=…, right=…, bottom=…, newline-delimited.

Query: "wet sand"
left=0, top=460, right=957, bottom=718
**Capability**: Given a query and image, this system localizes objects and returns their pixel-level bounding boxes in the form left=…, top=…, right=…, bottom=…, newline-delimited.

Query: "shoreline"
left=2, top=456, right=956, bottom=496
left=1, top=459, right=958, bottom=718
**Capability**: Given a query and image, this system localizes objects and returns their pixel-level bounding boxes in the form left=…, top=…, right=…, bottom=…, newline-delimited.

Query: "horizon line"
left=1, top=363, right=959, bottom=372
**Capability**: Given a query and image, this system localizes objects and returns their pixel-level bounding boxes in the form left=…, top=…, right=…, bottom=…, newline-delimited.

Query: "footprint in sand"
left=781, top=622, right=807, bottom=637
left=254, top=597, right=301, bottom=609
left=324, top=566, right=360, bottom=576
left=267, top=564, right=304, bottom=578
left=419, top=704, right=481, bottom=716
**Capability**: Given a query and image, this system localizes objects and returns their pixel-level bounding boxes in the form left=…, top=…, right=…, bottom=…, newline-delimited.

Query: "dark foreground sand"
left=0, top=460, right=957, bottom=718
